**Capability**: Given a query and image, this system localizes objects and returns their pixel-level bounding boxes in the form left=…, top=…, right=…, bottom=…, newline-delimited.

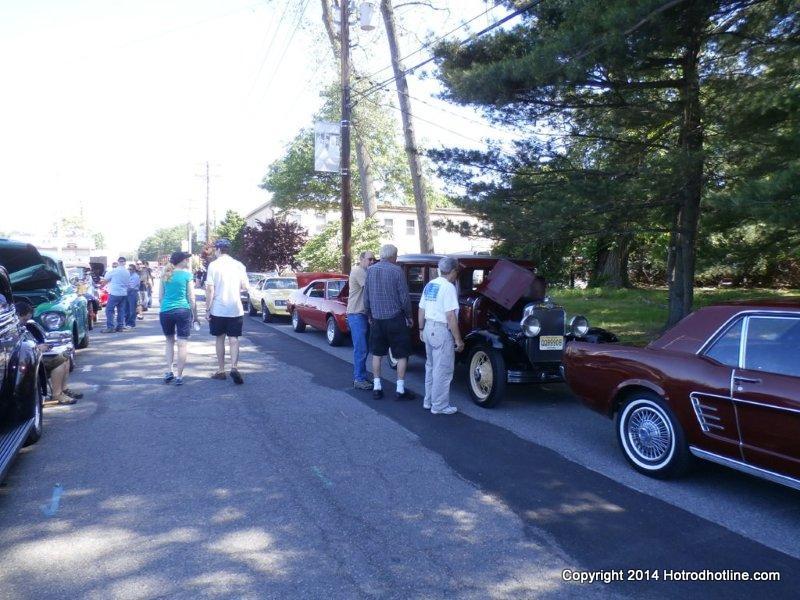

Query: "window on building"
left=383, top=218, right=394, bottom=232
left=406, top=219, right=415, bottom=235
left=315, top=212, right=327, bottom=233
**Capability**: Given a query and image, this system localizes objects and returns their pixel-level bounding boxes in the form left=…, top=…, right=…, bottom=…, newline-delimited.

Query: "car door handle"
left=734, top=375, right=761, bottom=384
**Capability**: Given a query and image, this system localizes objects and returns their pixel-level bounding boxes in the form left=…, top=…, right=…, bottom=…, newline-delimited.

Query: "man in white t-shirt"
left=205, top=239, right=249, bottom=384
left=417, top=256, right=465, bottom=415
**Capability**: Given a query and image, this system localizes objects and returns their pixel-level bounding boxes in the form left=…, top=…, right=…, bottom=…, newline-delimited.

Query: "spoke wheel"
left=467, top=346, right=506, bottom=408
left=616, top=393, right=691, bottom=478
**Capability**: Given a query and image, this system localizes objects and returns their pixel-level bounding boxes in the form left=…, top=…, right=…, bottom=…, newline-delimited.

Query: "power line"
left=259, top=0, right=312, bottom=101
left=354, top=0, right=545, bottom=101
left=358, top=1, right=505, bottom=84
left=247, top=0, right=296, bottom=96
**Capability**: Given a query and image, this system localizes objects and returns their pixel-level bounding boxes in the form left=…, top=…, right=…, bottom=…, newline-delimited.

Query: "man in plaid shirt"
left=364, top=244, right=415, bottom=400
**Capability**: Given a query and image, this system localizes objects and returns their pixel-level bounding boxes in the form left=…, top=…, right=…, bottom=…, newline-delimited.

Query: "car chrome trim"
left=731, top=396, right=800, bottom=415
left=690, top=394, right=726, bottom=432
left=689, top=447, right=800, bottom=492
left=697, top=309, right=800, bottom=359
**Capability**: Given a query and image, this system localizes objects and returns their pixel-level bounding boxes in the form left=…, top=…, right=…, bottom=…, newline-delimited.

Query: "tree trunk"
left=666, top=17, right=704, bottom=327
left=380, top=0, right=435, bottom=253
left=320, top=0, right=377, bottom=219
left=353, top=126, right=378, bottom=217
left=590, top=234, right=633, bottom=288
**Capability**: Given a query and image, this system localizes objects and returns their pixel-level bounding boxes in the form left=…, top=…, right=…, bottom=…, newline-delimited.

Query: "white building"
left=244, top=201, right=493, bottom=256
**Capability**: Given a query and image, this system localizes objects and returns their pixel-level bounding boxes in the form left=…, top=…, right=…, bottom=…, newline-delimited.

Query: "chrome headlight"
left=570, top=315, right=589, bottom=337
left=521, top=314, right=541, bottom=337
left=41, top=312, right=66, bottom=331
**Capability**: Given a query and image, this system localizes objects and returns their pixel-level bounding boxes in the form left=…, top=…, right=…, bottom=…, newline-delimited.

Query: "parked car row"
left=252, top=254, right=800, bottom=493
left=0, top=239, right=93, bottom=482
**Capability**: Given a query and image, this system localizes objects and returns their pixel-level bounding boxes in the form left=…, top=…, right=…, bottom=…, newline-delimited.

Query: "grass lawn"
left=552, top=286, right=799, bottom=346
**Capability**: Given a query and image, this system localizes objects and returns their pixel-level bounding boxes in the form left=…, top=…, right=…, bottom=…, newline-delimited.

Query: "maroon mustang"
left=564, top=299, right=800, bottom=490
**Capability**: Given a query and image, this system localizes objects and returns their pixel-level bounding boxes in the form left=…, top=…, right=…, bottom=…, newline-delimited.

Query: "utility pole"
left=205, top=161, right=211, bottom=244
left=380, top=0, right=434, bottom=253
left=340, top=0, right=353, bottom=274
left=320, top=0, right=378, bottom=219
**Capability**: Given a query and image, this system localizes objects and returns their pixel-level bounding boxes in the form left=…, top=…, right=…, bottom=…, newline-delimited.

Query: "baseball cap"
left=214, top=238, right=231, bottom=249
left=169, top=251, right=192, bottom=265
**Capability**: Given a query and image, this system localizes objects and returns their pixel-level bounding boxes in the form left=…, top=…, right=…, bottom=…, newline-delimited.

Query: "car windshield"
left=264, top=278, right=297, bottom=290
left=248, top=273, right=266, bottom=283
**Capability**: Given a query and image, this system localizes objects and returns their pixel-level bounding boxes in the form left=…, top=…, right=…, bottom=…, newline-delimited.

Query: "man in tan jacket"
left=346, top=250, right=376, bottom=389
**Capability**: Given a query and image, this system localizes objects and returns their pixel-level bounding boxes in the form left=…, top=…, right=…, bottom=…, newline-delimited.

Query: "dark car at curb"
left=0, top=265, right=45, bottom=482
left=564, top=300, right=800, bottom=491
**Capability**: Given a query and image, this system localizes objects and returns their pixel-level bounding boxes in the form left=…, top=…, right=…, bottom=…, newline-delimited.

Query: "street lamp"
left=339, top=0, right=376, bottom=274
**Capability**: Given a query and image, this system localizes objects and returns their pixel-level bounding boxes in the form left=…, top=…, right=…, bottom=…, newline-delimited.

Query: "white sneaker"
left=431, top=406, right=457, bottom=415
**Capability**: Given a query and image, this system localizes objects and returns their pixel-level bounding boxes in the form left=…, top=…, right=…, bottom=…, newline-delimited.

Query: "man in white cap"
left=418, top=256, right=464, bottom=414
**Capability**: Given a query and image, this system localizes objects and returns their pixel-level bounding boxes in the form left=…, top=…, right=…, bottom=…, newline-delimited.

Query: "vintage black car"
left=0, top=265, right=45, bottom=482
left=394, top=254, right=617, bottom=406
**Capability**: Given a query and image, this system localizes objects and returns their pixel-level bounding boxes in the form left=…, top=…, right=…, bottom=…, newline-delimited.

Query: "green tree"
left=297, top=218, right=385, bottom=272
left=137, top=225, right=193, bottom=261
left=260, top=84, right=415, bottom=213
left=214, top=210, right=246, bottom=255
left=434, top=0, right=799, bottom=325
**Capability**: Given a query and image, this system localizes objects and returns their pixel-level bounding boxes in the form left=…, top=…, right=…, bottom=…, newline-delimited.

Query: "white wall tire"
left=615, top=393, right=691, bottom=478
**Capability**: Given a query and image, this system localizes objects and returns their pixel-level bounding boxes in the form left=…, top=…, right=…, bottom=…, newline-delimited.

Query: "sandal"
left=174, top=377, right=184, bottom=386
left=54, top=394, right=77, bottom=405
left=164, top=372, right=175, bottom=384
left=230, top=369, right=244, bottom=385
left=63, top=388, right=84, bottom=399
left=210, top=371, right=226, bottom=380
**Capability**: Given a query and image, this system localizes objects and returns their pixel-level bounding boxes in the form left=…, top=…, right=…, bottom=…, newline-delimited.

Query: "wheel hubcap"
left=628, top=407, right=671, bottom=461
left=327, top=321, right=334, bottom=341
left=470, top=352, right=492, bottom=399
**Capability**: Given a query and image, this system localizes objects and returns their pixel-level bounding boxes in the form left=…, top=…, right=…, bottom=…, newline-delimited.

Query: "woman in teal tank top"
left=159, top=252, right=196, bottom=385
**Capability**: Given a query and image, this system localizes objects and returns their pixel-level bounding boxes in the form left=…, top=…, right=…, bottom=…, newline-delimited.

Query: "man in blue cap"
left=204, top=238, right=249, bottom=383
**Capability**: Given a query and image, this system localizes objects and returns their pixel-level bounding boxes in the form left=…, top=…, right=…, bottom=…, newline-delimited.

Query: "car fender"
left=609, top=379, right=668, bottom=415
left=464, top=329, right=504, bottom=351
left=9, top=338, right=40, bottom=419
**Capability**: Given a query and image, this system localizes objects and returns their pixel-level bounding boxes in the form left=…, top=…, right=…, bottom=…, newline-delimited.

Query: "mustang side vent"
left=690, top=396, right=725, bottom=432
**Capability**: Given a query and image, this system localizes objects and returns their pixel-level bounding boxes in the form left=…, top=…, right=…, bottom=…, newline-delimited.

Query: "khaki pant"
left=423, top=321, right=455, bottom=411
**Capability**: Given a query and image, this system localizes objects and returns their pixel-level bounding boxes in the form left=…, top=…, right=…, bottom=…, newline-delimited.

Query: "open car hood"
left=475, top=259, right=540, bottom=309
left=0, top=240, right=51, bottom=274
left=9, top=263, right=62, bottom=290
left=0, top=242, right=62, bottom=291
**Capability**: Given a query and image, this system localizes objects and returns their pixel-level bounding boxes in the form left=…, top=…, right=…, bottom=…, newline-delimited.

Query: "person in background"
left=159, top=251, right=196, bottom=386
left=347, top=250, right=376, bottom=390
left=364, top=244, right=415, bottom=401
left=418, top=257, right=464, bottom=415
left=205, top=238, right=249, bottom=384
left=140, top=260, right=154, bottom=311
left=126, top=263, right=141, bottom=328
left=101, top=256, right=130, bottom=333
left=15, top=300, right=82, bottom=405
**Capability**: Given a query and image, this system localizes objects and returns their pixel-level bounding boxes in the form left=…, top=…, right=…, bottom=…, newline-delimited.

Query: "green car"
left=0, top=239, right=90, bottom=350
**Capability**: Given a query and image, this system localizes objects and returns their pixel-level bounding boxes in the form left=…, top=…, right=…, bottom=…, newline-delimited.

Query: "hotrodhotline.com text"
left=561, top=569, right=782, bottom=584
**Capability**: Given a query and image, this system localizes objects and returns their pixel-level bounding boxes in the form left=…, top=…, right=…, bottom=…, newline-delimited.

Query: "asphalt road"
left=0, top=297, right=798, bottom=599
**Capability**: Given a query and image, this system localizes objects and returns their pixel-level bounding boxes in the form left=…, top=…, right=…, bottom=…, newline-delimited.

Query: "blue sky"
left=0, top=0, right=513, bottom=252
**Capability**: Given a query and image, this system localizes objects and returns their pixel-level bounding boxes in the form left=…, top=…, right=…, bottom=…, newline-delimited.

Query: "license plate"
left=274, top=300, right=286, bottom=306
left=539, top=335, right=564, bottom=351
